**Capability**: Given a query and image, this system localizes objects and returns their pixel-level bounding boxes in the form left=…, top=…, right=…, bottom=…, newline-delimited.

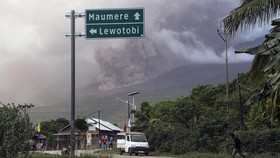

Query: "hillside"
left=28, top=62, right=251, bottom=125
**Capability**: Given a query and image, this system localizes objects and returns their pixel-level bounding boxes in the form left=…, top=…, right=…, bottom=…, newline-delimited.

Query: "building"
left=53, top=118, right=122, bottom=150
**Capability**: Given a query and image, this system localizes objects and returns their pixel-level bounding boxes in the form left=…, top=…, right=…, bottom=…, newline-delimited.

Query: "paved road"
left=113, top=155, right=176, bottom=158
left=42, top=150, right=100, bottom=156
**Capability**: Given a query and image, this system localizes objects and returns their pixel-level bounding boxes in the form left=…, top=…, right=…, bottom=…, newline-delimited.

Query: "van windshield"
left=117, top=135, right=125, bottom=140
left=131, top=135, right=147, bottom=142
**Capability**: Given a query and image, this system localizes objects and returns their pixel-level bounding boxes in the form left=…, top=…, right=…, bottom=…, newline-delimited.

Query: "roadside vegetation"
left=0, top=103, right=34, bottom=158
left=178, top=152, right=279, bottom=158
left=131, top=72, right=280, bottom=156
left=25, top=153, right=112, bottom=158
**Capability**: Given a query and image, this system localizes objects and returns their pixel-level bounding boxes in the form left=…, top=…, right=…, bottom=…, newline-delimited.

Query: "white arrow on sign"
left=89, top=28, right=97, bottom=35
left=134, top=12, right=141, bottom=20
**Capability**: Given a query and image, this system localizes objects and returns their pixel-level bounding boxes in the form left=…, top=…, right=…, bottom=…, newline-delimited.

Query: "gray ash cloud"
left=94, top=0, right=246, bottom=90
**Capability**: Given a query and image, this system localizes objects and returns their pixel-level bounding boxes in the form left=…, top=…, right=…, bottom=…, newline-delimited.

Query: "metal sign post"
left=65, top=8, right=144, bottom=157
left=65, top=10, right=84, bottom=158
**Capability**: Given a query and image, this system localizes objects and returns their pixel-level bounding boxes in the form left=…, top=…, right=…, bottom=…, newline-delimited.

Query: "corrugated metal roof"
left=86, top=118, right=122, bottom=132
left=88, top=123, right=112, bottom=132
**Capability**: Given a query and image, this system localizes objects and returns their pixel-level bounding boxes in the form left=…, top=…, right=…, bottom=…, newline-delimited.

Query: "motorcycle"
left=61, top=146, right=71, bottom=157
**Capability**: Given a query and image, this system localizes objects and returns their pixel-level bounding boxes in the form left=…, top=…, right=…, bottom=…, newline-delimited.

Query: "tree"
left=40, top=118, right=69, bottom=149
left=132, top=85, right=233, bottom=154
left=132, top=101, right=151, bottom=132
left=224, top=0, right=280, bottom=122
left=74, top=117, right=88, bottom=132
left=223, top=0, right=280, bottom=37
left=0, top=103, right=34, bottom=158
left=74, top=117, right=88, bottom=149
left=41, top=118, right=69, bottom=135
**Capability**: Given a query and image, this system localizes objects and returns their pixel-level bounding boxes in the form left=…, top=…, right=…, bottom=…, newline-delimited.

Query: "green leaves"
left=132, top=84, right=234, bottom=154
left=39, top=118, right=69, bottom=149
left=224, top=0, right=280, bottom=37
left=0, top=104, right=33, bottom=158
left=75, top=117, right=88, bottom=132
left=225, top=0, right=280, bottom=121
left=132, top=72, right=280, bottom=154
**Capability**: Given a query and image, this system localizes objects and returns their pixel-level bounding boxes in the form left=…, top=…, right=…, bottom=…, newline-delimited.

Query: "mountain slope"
left=29, top=62, right=251, bottom=125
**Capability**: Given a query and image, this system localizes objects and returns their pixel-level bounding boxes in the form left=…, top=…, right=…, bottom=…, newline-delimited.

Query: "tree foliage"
left=75, top=117, right=88, bottom=132
left=0, top=103, right=34, bottom=158
left=224, top=0, right=280, bottom=123
left=41, top=118, right=69, bottom=135
left=223, top=0, right=280, bottom=37
left=132, top=73, right=280, bottom=154
left=40, top=118, right=69, bottom=149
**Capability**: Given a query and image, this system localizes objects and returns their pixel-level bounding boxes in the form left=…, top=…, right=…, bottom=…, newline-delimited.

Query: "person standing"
left=103, top=136, right=107, bottom=150
left=230, top=133, right=246, bottom=158
left=109, top=136, right=114, bottom=150
left=99, top=139, right=102, bottom=149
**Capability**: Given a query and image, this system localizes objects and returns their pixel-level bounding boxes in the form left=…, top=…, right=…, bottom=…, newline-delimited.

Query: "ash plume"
left=93, top=0, right=258, bottom=91
left=95, top=39, right=186, bottom=91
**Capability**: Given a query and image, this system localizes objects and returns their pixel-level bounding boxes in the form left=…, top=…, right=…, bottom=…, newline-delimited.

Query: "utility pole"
left=217, top=26, right=229, bottom=109
left=17, top=103, right=34, bottom=114
left=128, top=91, right=139, bottom=123
left=238, top=73, right=244, bottom=129
left=65, top=10, right=84, bottom=158
left=127, top=100, right=131, bottom=132
left=115, top=97, right=137, bottom=132
left=98, top=110, right=100, bottom=141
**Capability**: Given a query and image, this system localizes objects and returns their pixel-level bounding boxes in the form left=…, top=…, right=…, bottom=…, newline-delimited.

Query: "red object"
left=123, top=122, right=127, bottom=132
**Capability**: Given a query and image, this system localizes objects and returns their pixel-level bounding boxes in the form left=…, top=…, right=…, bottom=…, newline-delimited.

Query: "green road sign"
left=85, top=8, right=144, bottom=39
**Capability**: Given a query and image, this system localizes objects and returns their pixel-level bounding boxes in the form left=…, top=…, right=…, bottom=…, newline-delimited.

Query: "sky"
left=0, top=0, right=271, bottom=105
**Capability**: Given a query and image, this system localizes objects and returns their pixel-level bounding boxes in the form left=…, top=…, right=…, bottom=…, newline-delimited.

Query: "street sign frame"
left=85, top=8, right=145, bottom=39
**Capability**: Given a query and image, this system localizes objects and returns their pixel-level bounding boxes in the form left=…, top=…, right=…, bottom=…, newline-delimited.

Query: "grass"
left=94, top=150, right=230, bottom=157
left=28, top=153, right=61, bottom=158
left=178, top=152, right=280, bottom=158
left=94, top=149, right=119, bottom=155
left=95, top=150, right=280, bottom=158
left=78, top=154, right=113, bottom=158
left=20, top=150, right=280, bottom=158
left=178, top=152, right=231, bottom=158
left=24, top=153, right=112, bottom=158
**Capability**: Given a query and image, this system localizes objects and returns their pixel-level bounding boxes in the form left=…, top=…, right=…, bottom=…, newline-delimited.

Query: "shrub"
left=231, top=129, right=280, bottom=154
left=0, top=104, right=34, bottom=158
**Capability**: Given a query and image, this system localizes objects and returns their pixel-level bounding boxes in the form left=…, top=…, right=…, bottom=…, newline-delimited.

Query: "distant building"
left=53, top=118, right=122, bottom=150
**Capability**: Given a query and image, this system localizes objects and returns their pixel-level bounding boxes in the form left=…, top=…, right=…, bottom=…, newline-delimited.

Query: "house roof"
left=33, top=134, right=46, bottom=139
left=55, top=118, right=123, bottom=135
left=86, top=118, right=122, bottom=132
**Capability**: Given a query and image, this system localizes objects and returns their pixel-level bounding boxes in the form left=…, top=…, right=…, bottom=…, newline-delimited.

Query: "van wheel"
left=119, top=149, right=123, bottom=155
left=145, top=152, right=149, bottom=156
left=129, top=148, right=132, bottom=156
left=135, top=153, right=138, bottom=156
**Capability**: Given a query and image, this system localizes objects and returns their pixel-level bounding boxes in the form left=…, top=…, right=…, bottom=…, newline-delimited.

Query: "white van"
left=117, top=132, right=149, bottom=156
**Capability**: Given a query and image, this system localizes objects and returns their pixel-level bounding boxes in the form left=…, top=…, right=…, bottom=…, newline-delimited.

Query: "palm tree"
left=223, top=0, right=280, bottom=122
left=223, top=0, right=280, bottom=37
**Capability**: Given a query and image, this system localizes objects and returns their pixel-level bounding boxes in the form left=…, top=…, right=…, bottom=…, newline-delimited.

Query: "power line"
left=17, top=103, right=34, bottom=109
